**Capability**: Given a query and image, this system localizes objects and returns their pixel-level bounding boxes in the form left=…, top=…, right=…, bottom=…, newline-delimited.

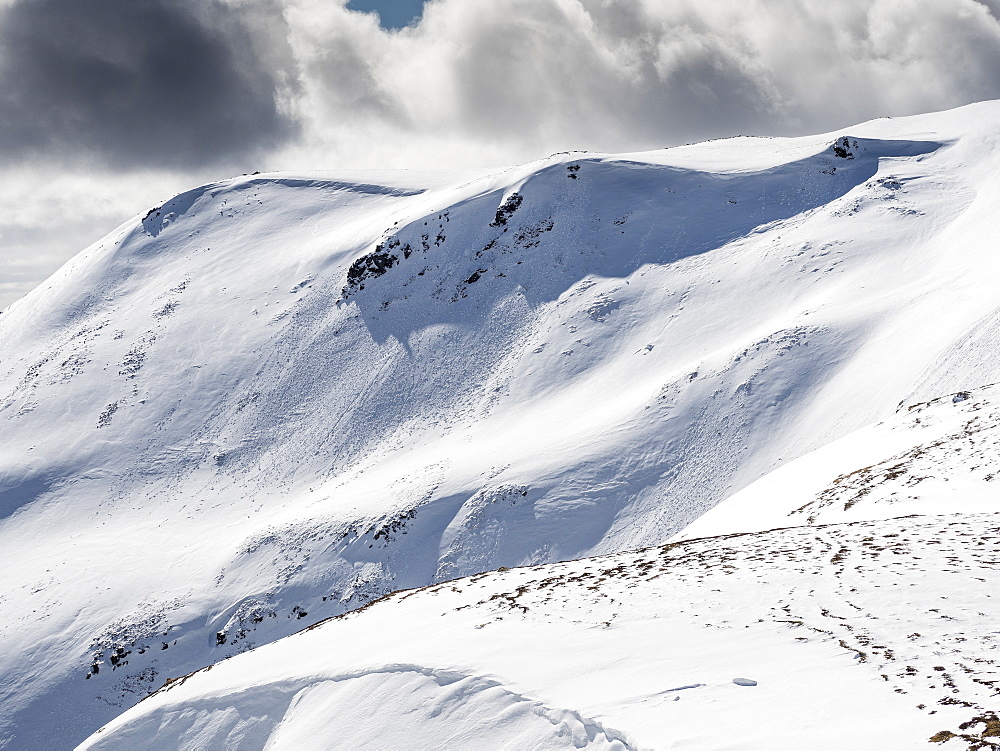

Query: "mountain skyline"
left=5, top=0, right=1000, bottom=309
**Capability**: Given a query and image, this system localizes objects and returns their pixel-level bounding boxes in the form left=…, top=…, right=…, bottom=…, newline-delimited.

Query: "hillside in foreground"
left=80, top=385, right=1000, bottom=750
left=2, top=101, right=1000, bottom=747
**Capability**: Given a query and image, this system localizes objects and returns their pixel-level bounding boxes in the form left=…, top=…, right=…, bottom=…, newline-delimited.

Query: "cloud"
left=274, top=0, right=1000, bottom=168
left=0, top=0, right=299, bottom=170
left=4, top=0, right=1000, bottom=173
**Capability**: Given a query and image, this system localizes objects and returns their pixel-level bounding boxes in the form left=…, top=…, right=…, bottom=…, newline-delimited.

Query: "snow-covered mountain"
left=3, top=101, right=1000, bottom=748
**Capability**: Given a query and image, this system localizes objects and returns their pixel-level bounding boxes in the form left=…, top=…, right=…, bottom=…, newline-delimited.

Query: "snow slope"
left=79, top=382, right=1000, bottom=749
left=80, top=512, right=1000, bottom=750
left=3, top=101, right=1000, bottom=747
left=679, top=384, right=1000, bottom=540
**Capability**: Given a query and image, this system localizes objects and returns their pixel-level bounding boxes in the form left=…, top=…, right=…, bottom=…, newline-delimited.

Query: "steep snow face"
left=3, top=102, right=1000, bottom=747
left=79, top=512, right=1000, bottom=750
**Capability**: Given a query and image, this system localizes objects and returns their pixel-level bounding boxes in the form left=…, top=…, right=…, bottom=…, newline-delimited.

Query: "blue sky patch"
left=347, top=0, right=426, bottom=30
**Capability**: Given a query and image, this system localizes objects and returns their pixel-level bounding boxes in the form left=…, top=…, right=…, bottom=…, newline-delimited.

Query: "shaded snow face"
left=2, top=106, right=1000, bottom=748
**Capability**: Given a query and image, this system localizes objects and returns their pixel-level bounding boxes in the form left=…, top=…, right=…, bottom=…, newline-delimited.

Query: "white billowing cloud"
left=272, top=0, right=1000, bottom=169
left=3, top=0, right=999, bottom=172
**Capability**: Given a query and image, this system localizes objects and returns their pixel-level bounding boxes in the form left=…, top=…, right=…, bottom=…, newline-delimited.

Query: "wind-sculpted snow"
left=341, top=136, right=937, bottom=318
left=2, top=103, right=1000, bottom=747
left=83, top=666, right=634, bottom=751
left=81, top=513, right=1000, bottom=750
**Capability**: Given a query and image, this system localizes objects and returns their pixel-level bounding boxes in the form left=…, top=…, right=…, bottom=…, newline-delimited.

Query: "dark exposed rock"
left=833, top=136, right=859, bottom=159
left=490, top=193, right=523, bottom=227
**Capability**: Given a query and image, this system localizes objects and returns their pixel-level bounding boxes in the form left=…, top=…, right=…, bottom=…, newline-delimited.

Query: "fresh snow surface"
left=2, top=101, right=1000, bottom=747
left=81, top=513, right=1000, bottom=750
left=677, top=383, right=1000, bottom=540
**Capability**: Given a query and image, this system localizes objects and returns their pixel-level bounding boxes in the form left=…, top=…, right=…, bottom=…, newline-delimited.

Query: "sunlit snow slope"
left=81, top=376, right=1000, bottom=749
left=679, top=384, right=1000, bottom=540
left=81, top=514, right=1000, bottom=751
left=3, top=101, right=1000, bottom=748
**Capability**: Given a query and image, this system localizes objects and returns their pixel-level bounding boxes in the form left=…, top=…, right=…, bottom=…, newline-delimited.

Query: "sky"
left=3, top=0, right=1000, bottom=310
left=346, top=0, right=424, bottom=29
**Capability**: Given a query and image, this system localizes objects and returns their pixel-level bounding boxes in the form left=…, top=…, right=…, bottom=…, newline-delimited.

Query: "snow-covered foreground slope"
left=4, top=101, right=1000, bottom=747
left=81, top=511, right=1000, bottom=750
left=81, top=381, right=1000, bottom=749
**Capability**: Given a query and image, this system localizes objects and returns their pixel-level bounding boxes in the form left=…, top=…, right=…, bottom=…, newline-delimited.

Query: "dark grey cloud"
left=0, top=0, right=300, bottom=169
